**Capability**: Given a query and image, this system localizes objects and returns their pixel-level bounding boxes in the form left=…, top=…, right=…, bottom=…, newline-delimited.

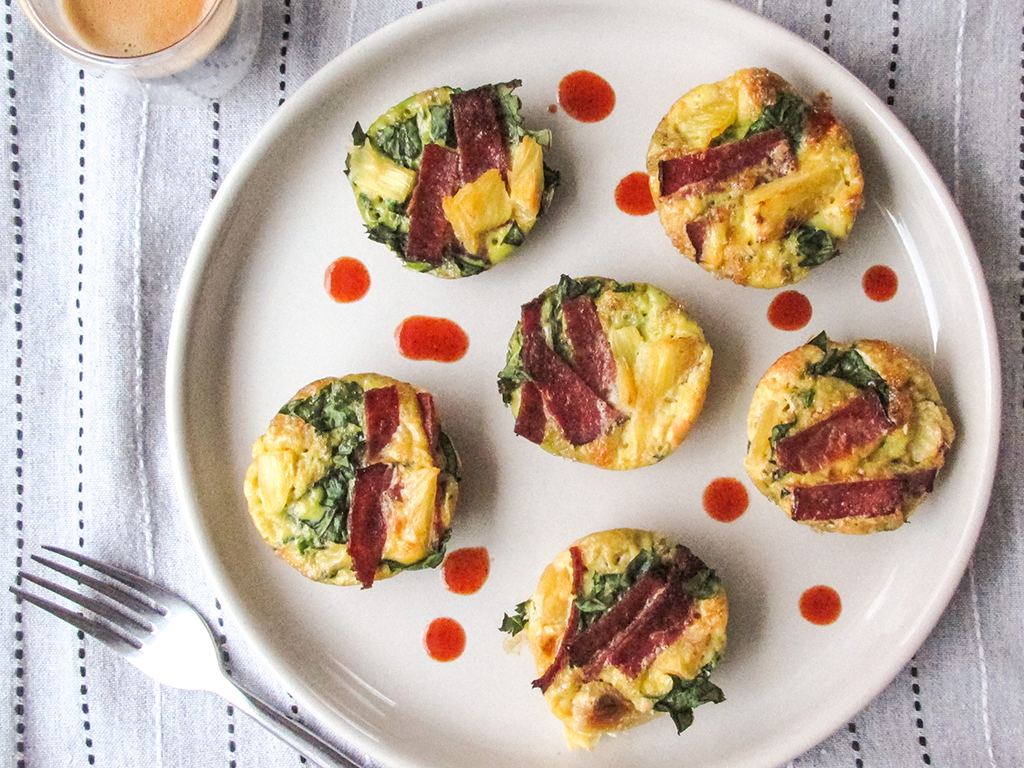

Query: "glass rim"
left=17, top=0, right=231, bottom=70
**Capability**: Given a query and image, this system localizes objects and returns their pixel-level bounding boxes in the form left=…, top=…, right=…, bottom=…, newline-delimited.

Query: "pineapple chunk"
left=442, top=168, right=513, bottom=254
left=383, top=467, right=439, bottom=564
left=509, top=136, right=545, bottom=231
left=608, top=325, right=644, bottom=408
left=634, top=338, right=705, bottom=417
left=663, top=83, right=739, bottom=152
left=254, top=450, right=297, bottom=515
left=744, top=162, right=843, bottom=242
left=347, top=141, right=417, bottom=202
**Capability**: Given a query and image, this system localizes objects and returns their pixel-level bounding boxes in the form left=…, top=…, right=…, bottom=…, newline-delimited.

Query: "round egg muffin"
left=500, top=529, right=727, bottom=750
left=745, top=332, right=955, bottom=533
left=497, top=275, right=712, bottom=470
left=243, top=375, right=460, bottom=587
left=646, top=68, right=864, bottom=288
left=345, top=80, right=559, bottom=278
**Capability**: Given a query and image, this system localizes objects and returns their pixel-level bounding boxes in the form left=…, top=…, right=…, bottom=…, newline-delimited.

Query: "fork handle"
left=218, top=678, right=364, bottom=768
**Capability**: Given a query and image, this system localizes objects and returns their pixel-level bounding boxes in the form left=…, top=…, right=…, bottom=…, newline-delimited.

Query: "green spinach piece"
left=746, top=91, right=807, bottom=148
left=794, top=225, right=837, bottom=267
left=280, top=380, right=363, bottom=434
left=805, top=333, right=891, bottom=407
left=437, top=431, right=462, bottom=483
left=366, top=224, right=408, bottom=257
left=497, top=326, right=528, bottom=406
left=680, top=567, right=722, bottom=602
left=351, top=121, right=368, bottom=147
left=770, top=420, right=797, bottom=446
left=381, top=530, right=451, bottom=575
left=500, top=600, right=530, bottom=636
left=429, top=104, right=453, bottom=146
left=371, top=116, right=423, bottom=167
left=652, top=666, right=725, bottom=734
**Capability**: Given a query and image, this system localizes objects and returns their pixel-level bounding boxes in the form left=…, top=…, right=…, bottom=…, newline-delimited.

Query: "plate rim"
left=165, top=0, right=1002, bottom=765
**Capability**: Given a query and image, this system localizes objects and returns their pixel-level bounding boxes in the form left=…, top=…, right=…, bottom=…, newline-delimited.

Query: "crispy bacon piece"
left=520, top=298, right=622, bottom=446
left=406, top=143, right=461, bottom=264
left=686, top=220, right=708, bottom=261
left=601, top=579, right=696, bottom=678
left=364, top=385, right=400, bottom=462
left=514, top=381, right=547, bottom=445
left=659, top=127, right=795, bottom=198
left=561, top=295, right=617, bottom=401
left=451, top=86, right=510, bottom=184
left=533, top=546, right=585, bottom=691
left=348, top=463, right=395, bottom=588
left=775, top=390, right=894, bottom=475
left=416, top=391, right=439, bottom=456
left=790, top=470, right=937, bottom=522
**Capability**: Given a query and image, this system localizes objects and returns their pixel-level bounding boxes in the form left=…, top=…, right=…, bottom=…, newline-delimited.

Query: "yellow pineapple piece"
left=346, top=141, right=416, bottom=203
left=509, top=135, right=545, bottom=231
left=744, top=162, right=844, bottom=242
left=442, top=168, right=513, bottom=254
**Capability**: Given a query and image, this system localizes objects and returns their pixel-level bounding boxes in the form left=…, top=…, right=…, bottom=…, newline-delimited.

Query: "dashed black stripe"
left=75, top=68, right=95, bottom=767
left=215, top=598, right=239, bottom=767
left=6, top=0, right=25, bottom=763
left=847, top=722, right=864, bottom=767
left=278, top=0, right=291, bottom=106
left=211, top=101, right=221, bottom=199
left=911, top=665, right=932, bottom=765
left=822, top=0, right=833, bottom=54
left=887, top=0, right=900, bottom=106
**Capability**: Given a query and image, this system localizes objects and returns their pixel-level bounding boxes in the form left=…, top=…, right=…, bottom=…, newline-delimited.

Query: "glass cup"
left=18, top=0, right=262, bottom=101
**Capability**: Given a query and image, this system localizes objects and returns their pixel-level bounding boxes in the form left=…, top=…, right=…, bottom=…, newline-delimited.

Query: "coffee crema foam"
left=62, top=0, right=216, bottom=57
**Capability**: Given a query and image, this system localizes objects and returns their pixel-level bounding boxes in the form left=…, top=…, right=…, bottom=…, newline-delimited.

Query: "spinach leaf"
left=680, top=568, right=722, bottom=601
left=280, top=380, right=363, bottom=434
left=438, top=431, right=462, bottom=483
left=806, top=335, right=891, bottom=406
left=794, top=225, right=837, bottom=267
left=429, top=104, right=453, bottom=146
left=770, top=420, right=796, bottom=446
left=500, top=600, right=530, bottom=636
left=371, top=116, right=423, bottom=167
left=575, top=548, right=655, bottom=629
left=652, top=666, right=725, bottom=734
left=351, top=121, right=367, bottom=147
left=381, top=530, right=450, bottom=575
left=746, top=91, right=807, bottom=148
left=503, top=221, right=525, bottom=247
left=366, top=223, right=408, bottom=257
left=497, top=326, right=528, bottom=406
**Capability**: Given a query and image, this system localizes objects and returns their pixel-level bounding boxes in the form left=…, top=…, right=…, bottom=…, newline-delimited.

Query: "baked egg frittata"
left=502, top=528, right=727, bottom=750
left=647, top=68, right=864, bottom=288
left=346, top=81, right=558, bottom=278
left=745, top=333, right=955, bottom=533
left=243, top=374, right=459, bottom=586
left=497, top=275, right=712, bottom=470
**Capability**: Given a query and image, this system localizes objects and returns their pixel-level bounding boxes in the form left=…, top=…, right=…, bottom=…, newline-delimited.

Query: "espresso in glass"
left=62, top=0, right=217, bottom=58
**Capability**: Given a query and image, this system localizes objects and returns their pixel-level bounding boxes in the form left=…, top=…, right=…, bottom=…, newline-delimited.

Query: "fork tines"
left=10, top=546, right=166, bottom=653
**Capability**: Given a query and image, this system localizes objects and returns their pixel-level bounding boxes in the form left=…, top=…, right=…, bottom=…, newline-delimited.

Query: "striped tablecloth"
left=2, top=0, right=1021, bottom=766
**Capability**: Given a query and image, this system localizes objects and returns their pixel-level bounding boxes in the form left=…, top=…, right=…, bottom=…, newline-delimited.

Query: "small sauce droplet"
left=547, top=103, right=558, bottom=114
left=768, top=290, right=812, bottom=331
left=800, top=585, right=842, bottom=625
left=863, top=265, right=898, bottom=302
left=615, top=172, right=655, bottom=216
left=424, top=617, right=466, bottom=661
left=558, top=70, right=615, bottom=123
left=702, top=477, right=749, bottom=522
left=442, top=547, right=490, bottom=595
left=324, top=257, right=370, bottom=303
left=396, top=316, right=469, bottom=362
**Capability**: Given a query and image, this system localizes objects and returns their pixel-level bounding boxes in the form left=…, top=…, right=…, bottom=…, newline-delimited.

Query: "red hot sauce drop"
left=324, top=257, right=370, bottom=303
left=702, top=477, right=749, bottom=522
left=800, top=585, right=842, bottom=625
left=442, top=547, right=490, bottom=595
left=863, top=265, right=898, bottom=302
left=558, top=70, right=615, bottom=123
left=424, top=617, right=466, bottom=662
left=767, top=290, right=812, bottom=331
left=396, top=316, right=469, bottom=363
left=615, top=172, right=655, bottom=216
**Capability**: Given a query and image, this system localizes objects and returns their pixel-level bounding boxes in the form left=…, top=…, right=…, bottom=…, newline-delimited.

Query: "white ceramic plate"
left=166, top=0, right=1000, bottom=766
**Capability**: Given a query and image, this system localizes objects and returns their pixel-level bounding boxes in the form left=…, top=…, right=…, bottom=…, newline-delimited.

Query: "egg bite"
left=745, top=332, right=955, bottom=533
left=501, top=529, right=727, bottom=750
left=243, top=375, right=460, bottom=587
left=497, top=275, right=712, bottom=470
left=646, top=68, right=864, bottom=288
left=345, top=81, right=559, bottom=278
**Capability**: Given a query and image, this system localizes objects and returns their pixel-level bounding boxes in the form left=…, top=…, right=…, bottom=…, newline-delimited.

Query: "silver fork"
left=11, top=545, right=361, bottom=768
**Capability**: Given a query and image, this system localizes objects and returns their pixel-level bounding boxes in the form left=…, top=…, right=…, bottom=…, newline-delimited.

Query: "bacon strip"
left=659, top=127, right=795, bottom=198
left=533, top=546, right=585, bottom=691
left=364, top=385, right=400, bottom=462
left=513, top=381, right=547, bottom=444
left=561, top=295, right=617, bottom=401
left=416, top=391, right=439, bottom=456
left=775, top=391, right=894, bottom=475
left=406, top=143, right=461, bottom=264
left=686, top=220, right=708, bottom=262
left=790, top=476, right=902, bottom=521
left=601, top=580, right=695, bottom=678
left=520, top=298, right=622, bottom=446
left=451, top=86, right=509, bottom=184
left=347, top=464, right=395, bottom=589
